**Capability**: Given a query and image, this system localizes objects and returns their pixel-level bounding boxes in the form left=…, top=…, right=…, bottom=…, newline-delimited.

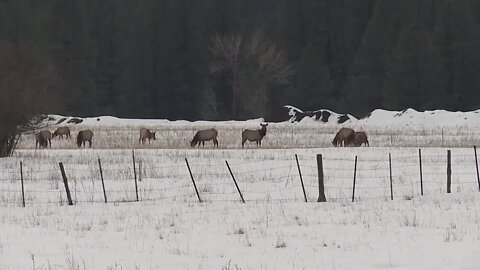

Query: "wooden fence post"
left=352, top=156, right=357, bottom=202
left=139, top=161, right=142, bottom=182
left=98, top=158, right=107, bottom=203
left=185, top=158, right=202, bottom=202
left=474, top=146, right=480, bottom=192
left=20, top=161, right=25, bottom=207
left=317, top=154, right=326, bottom=202
left=389, top=153, right=393, bottom=200
left=132, top=150, right=139, bottom=201
left=295, top=154, right=307, bottom=202
left=447, top=150, right=451, bottom=193
left=225, top=161, right=245, bottom=203
left=59, top=162, right=73, bottom=205
left=419, top=149, right=424, bottom=196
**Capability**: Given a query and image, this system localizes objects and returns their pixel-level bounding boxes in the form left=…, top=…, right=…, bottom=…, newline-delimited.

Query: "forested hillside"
left=1, top=0, right=480, bottom=120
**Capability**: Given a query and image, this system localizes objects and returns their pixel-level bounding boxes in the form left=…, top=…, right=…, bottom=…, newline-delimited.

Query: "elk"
left=332, top=127, right=355, bottom=147
left=242, top=123, right=268, bottom=148
left=52, top=127, right=71, bottom=139
left=353, top=131, right=369, bottom=146
left=35, top=130, right=52, bottom=148
left=139, top=128, right=156, bottom=144
left=191, top=128, right=218, bottom=148
left=76, top=130, right=94, bottom=148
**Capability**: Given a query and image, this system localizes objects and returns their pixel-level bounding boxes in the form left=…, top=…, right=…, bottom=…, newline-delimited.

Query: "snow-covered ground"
left=1, top=111, right=480, bottom=269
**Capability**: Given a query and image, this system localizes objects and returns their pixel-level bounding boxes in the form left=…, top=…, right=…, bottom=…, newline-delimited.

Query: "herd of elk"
left=332, top=127, right=369, bottom=147
left=35, top=128, right=94, bottom=148
left=34, top=123, right=369, bottom=149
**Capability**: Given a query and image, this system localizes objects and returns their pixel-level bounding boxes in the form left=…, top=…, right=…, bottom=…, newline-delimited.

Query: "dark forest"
left=2, top=0, right=480, bottom=120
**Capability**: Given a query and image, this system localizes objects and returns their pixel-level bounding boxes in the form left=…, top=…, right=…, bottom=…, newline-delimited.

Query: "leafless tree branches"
left=199, top=82, right=219, bottom=120
left=208, top=31, right=294, bottom=119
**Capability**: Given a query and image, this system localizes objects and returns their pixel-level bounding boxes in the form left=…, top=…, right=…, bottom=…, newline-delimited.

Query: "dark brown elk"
left=353, top=131, right=369, bottom=147
left=53, top=127, right=71, bottom=139
left=332, top=127, right=355, bottom=147
left=35, top=130, right=52, bottom=148
left=139, top=128, right=156, bottom=144
left=191, top=128, right=218, bottom=148
left=76, top=130, right=94, bottom=148
left=242, top=123, right=268, bottom=148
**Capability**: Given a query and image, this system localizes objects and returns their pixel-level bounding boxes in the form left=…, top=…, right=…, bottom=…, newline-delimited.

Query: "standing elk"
left=242, top=123, right=268, bottom=148
left=53, top=127, right=71, bottom=139
left=139, top=128, right=156, bottom=144
left=35, top=130, right=52, bottom=148
left=353, top=131, right=369, bottom=146
left=191, top=128, right=218, bottom=148
left=332, top=127, right=355, bottom=147
left=76, top=130, right=94, bottom=148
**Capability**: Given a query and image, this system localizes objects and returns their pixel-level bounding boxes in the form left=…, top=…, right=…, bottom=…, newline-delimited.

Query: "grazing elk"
left=53, top=127, right=71, bottom=139
left=190, top=128, right=219, bottom=148
left=332, top=127, right=355, bottom=147
left=76, top=129, right=94, bottom=148
left=242, top=123, right=268, bottom=148
left=353, top=131, right=369, bottom=147
left=139, top=128, right=156, bottom=144
left=35, top=130, right=52, bottom=148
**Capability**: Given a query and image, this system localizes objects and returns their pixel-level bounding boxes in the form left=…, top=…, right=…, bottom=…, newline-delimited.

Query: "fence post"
left=225, top=161, right=245, bottom=203
left=316, top=154, right=326, bottom=202
left=20, top=161, right=25, bottom=207
left=73, top=179, right=77, bottom=204
left=441, top=129, right=444, bottom=147
left=352, top=156, right=357, bottom=202
left=98, top=158, right=107, bottom=203
left=389, top=153, right=393, bottom=200
left=419, top=149, right=423, bottom=196
left=132, top=150, right=139, bottom=201
left=139, top=161, right=142, bottom=182
left=474, top=146, right=480, bottom=192
left=295, top=154, right=307, bottom=202
left=59, top=162, right=73, bottom=205
left=447, top=150, right=451, bottom=193
left=185, top=158, right=202, bottom=202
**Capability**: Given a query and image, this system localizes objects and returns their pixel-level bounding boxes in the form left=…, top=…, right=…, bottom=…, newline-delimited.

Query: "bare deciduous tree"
left=199, top=82, right=219, bottom=120
left=0, top=42, right=58, bottom=156
left=209, top=31, right=294, bottom=119
left=210, top=34, right=242, bottom=118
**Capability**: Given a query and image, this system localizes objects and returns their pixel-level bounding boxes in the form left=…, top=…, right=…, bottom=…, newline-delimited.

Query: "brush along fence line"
left=1, top=147, right=480, bottom=206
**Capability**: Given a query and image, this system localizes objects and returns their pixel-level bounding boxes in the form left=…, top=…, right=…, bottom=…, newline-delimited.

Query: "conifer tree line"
left=1, top=0, right=480, bottom=120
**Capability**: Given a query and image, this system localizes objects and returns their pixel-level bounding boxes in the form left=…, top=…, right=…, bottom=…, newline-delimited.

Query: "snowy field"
left=1, top=114, right=480, bottom=269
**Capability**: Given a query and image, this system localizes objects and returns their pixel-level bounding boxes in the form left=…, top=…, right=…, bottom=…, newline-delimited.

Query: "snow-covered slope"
left=360, top=108, right=480, bottom=127
left=284, top=105, right=357, bottom=124
left=43, top=106, right=480, bottom=128
left=41, top=114, right=265, bottom=127
left=285, top=106, right=480, bottom=127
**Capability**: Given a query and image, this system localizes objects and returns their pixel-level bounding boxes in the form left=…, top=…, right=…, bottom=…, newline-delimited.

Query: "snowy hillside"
left=42, top=106, right=480, bottom=129
left=285, top=106, right=480, bottom=127
left=41, top=114, right=265, bottom=127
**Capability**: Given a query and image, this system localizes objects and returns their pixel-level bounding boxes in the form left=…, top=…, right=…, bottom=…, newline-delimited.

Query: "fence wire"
left=1, top=149, right=480, bottom=206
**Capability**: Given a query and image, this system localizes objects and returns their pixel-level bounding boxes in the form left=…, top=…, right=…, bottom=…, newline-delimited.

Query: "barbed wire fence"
left=1, top=147, right=480, bottom=207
